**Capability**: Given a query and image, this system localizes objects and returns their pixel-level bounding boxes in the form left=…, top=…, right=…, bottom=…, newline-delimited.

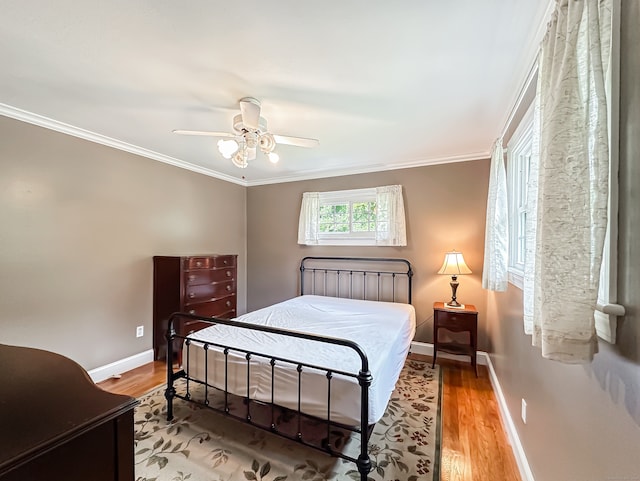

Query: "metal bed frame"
left=165, top=256, right=413, bottom=481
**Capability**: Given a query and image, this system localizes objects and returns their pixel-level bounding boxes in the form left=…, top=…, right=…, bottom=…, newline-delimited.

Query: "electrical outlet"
left=521, top=399, right=527, bottom=424
left=136, top=325, right=144, bottom=338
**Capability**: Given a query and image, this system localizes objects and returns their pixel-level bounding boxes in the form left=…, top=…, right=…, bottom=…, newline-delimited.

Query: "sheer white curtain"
left=482, top=138, right=509, bottom=291
left=375, top=185, right=407, bottom=246
left=297, top=192, right=320, bottom=245
left=523, top=0, right=612, bottom=362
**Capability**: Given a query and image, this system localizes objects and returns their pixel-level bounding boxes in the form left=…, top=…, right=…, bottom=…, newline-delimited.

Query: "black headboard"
left=299, top=256, right=413, bottom=304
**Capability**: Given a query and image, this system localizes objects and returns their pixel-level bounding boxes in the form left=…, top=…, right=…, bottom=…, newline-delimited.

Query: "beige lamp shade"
left=438, top=251, right=471, bottom=307
left=437, top=251, right=472, bottom=275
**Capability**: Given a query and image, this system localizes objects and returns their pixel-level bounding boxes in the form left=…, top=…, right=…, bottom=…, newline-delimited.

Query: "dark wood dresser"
left=153, top=255, right=238, bottom=360
left=0, top=344, right=137, bottom=481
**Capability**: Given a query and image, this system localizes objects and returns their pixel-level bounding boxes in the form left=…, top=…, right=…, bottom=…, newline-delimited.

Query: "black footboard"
left=165, top=312, right=374, bottom=480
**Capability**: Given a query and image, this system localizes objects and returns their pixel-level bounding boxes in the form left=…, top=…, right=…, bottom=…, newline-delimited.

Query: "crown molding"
left=245, top=151, right=490, bottom=186
left=2, top=103, right=489, bottom=187
left=0, top=103, right=246, bottom=186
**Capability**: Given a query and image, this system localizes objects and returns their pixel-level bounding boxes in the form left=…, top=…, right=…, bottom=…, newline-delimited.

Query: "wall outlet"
left=136, top=325, right=144, bottom=338
left=521, top=398, right=528, bottom=424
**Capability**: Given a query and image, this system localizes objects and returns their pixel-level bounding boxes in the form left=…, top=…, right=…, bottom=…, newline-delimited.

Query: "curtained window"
left=297, top=185, right=407, bottom=246
left=523, top=0, right=616, bottom=362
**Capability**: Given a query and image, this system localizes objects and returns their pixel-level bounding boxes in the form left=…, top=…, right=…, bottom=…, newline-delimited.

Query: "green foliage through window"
left=319, top=201, right=377, bottom=234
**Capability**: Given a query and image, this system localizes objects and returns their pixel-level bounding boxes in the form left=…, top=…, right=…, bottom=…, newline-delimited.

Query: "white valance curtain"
left=297, top=192, right=320, bottom=245
left=523, top=0, right=612, bottom=362
left=375, top=185, right=407, bottom=246
left=297, top=185, right=406, bottom=246
left=482, top=139, right=509, bottom=291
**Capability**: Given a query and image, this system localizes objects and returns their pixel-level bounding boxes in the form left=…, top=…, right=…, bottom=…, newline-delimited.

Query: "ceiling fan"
left=173, top=97, right=319, bottom=168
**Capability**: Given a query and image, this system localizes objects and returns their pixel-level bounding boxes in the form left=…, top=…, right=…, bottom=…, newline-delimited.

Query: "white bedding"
left=186, top=294, right=416, bottom=425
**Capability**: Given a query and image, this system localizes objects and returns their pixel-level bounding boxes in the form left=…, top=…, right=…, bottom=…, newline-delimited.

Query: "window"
left=298, top=186, right=406, bottom=246
left=506, top=105, right=534, bottom=289
left=318, top=188, right=377, bottom=242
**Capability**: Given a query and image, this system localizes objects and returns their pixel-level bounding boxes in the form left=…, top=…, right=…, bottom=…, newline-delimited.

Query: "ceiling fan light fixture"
left=268, top=152, right=279, bottom=164
left=259, top=133, right=276, bottom=153
left=217, top=139, right=239, bottom=159
left=175, top=96, right=319, bottom=170
left=244, top=131, right=258, bottom=149
left=231, top=150, right=248, bottom=169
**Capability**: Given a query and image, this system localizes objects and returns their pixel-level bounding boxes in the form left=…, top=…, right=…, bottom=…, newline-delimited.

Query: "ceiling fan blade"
left=239, top=97, right=261, bottom=130
left=273, top=134, right=320, bottom=148
left=172, top=129, right=237, bottom=138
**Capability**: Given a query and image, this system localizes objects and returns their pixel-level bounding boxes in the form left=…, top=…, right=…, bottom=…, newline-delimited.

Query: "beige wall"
left=247, top=160, right=491, bottom=348
left=487, top=2, right=640, bottom=479
left=0, top=116, right=247, bottom=370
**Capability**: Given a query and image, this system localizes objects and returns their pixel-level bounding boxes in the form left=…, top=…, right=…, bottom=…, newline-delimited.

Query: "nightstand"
left=431, top=301, right=478, bottom=376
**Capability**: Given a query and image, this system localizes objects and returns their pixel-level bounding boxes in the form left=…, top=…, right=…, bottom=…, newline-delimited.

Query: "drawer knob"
left=189, top=309, right=195, bottom=314
left=188, top=275, right=195, bottom=281
left=189, top=293, right=195, bottom=298
left=196, top=261, right=202, bottom=267
left=226, top=285, right=232, bottom=291
left=223, top=259, right=228, bottom=265
left=226, top=300, right=231, bottom=307
left=226, top=271, right=232, bottom=277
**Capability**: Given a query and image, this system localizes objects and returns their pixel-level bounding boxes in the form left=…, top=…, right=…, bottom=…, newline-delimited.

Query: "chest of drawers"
left=153, top=255, right=237, bottom=361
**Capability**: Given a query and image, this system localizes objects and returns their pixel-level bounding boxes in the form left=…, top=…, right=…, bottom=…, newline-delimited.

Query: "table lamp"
left=437, top=250, right=472, bottom=308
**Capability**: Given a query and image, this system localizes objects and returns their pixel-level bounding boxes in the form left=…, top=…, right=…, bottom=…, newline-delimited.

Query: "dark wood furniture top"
left=431, top=302, right=478, bottom=377
left=153, top=255, right=238, bottom=361
left=0, top=344, right=137, bottom=481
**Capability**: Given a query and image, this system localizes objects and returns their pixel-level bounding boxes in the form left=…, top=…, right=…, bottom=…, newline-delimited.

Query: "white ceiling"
left=0, top=1, right=551, bottom=186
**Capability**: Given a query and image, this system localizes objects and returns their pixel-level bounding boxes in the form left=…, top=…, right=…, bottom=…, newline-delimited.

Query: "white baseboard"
left=484, top=353, right=535, bottom=481
left=410, top=340, right=489, bottom=365
left=88, top=349, right=155, bottom=383
left=410, top=341, right=534, bottom=481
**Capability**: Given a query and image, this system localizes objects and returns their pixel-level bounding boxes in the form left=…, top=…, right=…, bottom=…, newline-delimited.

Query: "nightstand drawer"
left=435, top=310, right=476, bottom=331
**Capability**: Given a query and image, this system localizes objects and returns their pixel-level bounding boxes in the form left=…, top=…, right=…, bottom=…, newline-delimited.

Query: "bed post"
left=164, top=315, right=176, bottom=421
left=300, top=261, right=306, bottom=295
left=357, top=368, right=373, bottom=481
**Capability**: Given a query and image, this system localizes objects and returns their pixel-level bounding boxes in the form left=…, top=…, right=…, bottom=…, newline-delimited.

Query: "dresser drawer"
left=184, top=296, right=236, bottom=318
left=185, top=280, right=236, bottom=304
left=212, top=255, right=236, bottom=268
left=435, top=310, right=476, bottom=331
left=183, top=256, right=236, bottom=270
left=185, top=267, right=236, bottom=285
left=184, top=257, right=214, bottom=270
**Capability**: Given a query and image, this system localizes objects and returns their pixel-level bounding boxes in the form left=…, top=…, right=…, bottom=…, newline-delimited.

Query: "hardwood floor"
left=98, top=354, right=521, bottom=481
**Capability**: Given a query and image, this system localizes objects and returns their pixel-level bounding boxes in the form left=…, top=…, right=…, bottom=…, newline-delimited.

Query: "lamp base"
left=445, top=302, right=466, bottom=309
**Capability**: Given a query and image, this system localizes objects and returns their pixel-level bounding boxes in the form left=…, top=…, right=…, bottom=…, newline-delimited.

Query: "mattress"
left=185, top=294, right=416, bottom=425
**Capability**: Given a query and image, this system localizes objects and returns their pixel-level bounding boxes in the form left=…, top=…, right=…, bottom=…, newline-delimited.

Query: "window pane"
left=352, top=222, right=368, bottom=232
left=351, top=201, right=376, bottom=232
left=319, top=202, right=350, bottom=233
left=507, top=104, right=534, bottom=280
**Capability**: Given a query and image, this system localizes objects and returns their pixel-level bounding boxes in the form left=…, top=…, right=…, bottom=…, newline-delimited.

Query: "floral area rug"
left=134, top=359, right=442, bottom=481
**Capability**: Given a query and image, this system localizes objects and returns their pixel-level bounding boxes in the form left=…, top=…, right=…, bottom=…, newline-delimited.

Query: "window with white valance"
left=297, top=185, right=407, bottom=246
